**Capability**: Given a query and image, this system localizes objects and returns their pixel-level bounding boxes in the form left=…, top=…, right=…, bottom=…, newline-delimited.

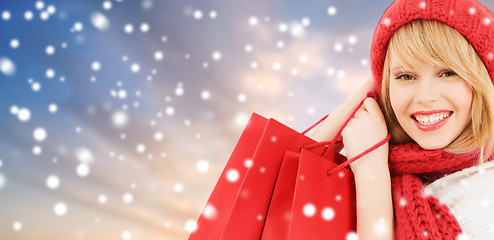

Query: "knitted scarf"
left=388, top=143, right=479, bottom=240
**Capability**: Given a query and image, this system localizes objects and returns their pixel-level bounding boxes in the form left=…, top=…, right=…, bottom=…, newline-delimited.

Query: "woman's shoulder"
left=424, top=160, right=494, bottom=239
left=425, top=160, right=494, bottom=192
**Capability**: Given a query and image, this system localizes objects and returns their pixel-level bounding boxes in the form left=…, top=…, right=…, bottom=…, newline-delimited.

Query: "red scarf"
left=388, top=143, right=479, bottom=240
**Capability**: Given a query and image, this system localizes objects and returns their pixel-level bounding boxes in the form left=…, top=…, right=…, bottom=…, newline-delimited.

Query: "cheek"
left=447, top=81, right=473, bottom=117
left=389, top=82, right=411, bottom=116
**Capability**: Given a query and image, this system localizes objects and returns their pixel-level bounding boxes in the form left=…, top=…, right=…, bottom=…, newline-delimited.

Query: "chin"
left=414, top=139, right=450, bottom=150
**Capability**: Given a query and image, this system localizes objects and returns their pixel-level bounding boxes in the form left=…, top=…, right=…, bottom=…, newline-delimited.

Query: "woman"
left=310, top=0, right=494, bottom=239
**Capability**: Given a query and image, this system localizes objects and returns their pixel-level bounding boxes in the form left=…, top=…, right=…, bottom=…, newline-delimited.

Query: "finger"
left=354, top=104, right=368, bottom=119
left=362, top=97, right=381, bottom=116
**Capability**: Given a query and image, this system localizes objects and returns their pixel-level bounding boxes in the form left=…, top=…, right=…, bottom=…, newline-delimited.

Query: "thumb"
left=362, top=97, right=383, bottom=117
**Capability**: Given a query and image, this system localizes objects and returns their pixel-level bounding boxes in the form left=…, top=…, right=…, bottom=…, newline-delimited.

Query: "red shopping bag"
left=261, top=91, right=390, bottom=239
left=189, top=91, right=390, bottom=240
left=260, top=147, right=354, bottom=240
left=289, top=148, right=357, bottom=239
left=259, top=151, right=303, bottom=240
left=189, top=113, right=323, bottom=240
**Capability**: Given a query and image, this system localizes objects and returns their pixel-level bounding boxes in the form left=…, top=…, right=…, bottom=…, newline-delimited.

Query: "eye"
left=395, top=74, right=415, bottom=81
left=440, top=70, right=457, bottom=77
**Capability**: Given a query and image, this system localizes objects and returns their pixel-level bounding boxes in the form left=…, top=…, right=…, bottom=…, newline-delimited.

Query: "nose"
left=414, top=76, right=439, bottom=104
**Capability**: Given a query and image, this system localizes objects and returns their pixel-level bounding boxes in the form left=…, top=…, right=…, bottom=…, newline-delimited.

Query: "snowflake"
left=303, top=203, right=316, bottom=217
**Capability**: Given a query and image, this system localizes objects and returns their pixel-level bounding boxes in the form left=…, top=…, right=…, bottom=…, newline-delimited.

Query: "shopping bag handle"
left=301, top=115, right=328, bottom=135
left=302, top=91, right=391, bottom=176
left=325, top=134, right=390, bottom=176
left=302, top=91, right=379, bottom=144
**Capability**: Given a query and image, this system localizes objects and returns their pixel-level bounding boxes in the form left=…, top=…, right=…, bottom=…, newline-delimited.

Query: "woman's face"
left=389, top=56, right=473, bottom=149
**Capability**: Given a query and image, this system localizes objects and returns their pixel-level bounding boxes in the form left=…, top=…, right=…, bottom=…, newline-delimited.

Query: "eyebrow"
left=390, top=67, right=408, bottom=74
left=391, top=66, right=405, bottom=71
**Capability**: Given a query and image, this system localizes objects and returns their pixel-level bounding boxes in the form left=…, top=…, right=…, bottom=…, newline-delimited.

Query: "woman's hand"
left=342, top=97, right=394, bottom=240
left=309, top=77, right=375, bottom=143
left=341, top=97, right=389, bottom=173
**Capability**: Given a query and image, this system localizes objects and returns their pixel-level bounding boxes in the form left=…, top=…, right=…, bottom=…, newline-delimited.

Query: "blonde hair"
left=380, top=19, right=494, bottom=164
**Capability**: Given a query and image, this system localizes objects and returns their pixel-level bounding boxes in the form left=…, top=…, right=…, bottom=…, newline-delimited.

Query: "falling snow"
left=174, top=183, right=184, bottom=192
left=73, top=22, right=84, bottom=31
left=122, top=230, right=133, bottom=240
left=346, top=232, right=359, bottom=240
left=103, top=1, right=112, bottom=11
left=130, top=63, right=140, bottom=73
left=2, top=11, right=11, bottom=21
left=15, top=107, right=30, bottom=121
left=244, top=158, right=253, bottom=168
left=33, top=145, right=42, bottom=155
left=321, top=207, right=335, bottom=221
left=0, top=173, right=5, bottom=190
left=202, top=203, right=218, bottom=220
left=212, top=51, right=222, bottom=61
left=226, top=169, right=239, bottom=182
left=0, top=57, right=16, bottom=76
left=92, top=61, right=101, bottom=71
left=123, top=193, right=134, bottom=203
left=279, top=23, right=288, bottom=32
left=25, top=11, right=33, bottom=20
left=98, top=194, right=108, bottom=204
left=46, top=68, right=55, bottom=78
left=154, top=51, right=164, bottom=60
left=76, top=147, right=94, bottom=164
left=196, top=159, right=210, bottom=173
left=76, top=163, right=90, bottom=177
left=35, top=1, right=44, bottom=10
left=154, top=131, right=164, bottom=141
left=54, top=202, right=68, bottom=216
left=45, top=45, right=55, bottom=55
left=140, top=23, right=150, bottom=32
left=184, top=220, right=198, bottom=233
left=124, top=24, right=134, bottom=33
left=48, top=103, right=58, bottom=113
left=33, top=127, right=47, bottom=141
left=46, top=175, right=60, bottom=189
left=3, top=1, right=492, bottom=239
left=91, top=12, right=110, bottom=31
left=136, top=144, right=146, bottom=153
left=248, top=16, right=258, bottom=26
left=327, top=6, right=337, bottom=16
left=32, top=82, right=41, bottom=91
left=303, top=203, right=316, bottom=217
left=10, top=39, right=20, bottom=48
left=193, top=10, right=203, bottom=20
left=13, top=221, right=22, bottom=231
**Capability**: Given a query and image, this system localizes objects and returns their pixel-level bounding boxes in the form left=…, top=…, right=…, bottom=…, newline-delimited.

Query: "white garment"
left=424, top=160, right=494, bottom=240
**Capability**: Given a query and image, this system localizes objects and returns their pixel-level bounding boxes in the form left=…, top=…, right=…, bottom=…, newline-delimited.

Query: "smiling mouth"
left=412, top=111, right=452, bottom=125
left=411, top=111, right=453, bottom=131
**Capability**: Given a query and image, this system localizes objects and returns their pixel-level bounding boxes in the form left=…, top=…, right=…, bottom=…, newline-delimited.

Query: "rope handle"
left=301, top=91, right=391, bottom=176
left=326, top=133, right=390, bottom=176
left=301, top=115, right=328, bottom=135
left=303, top=91, right=379, bottom=150
left=302, top=91, right=378, bottom=137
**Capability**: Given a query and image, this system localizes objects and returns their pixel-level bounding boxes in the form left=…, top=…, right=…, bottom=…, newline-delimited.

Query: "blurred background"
left=1, top=0, right=493, bottom=239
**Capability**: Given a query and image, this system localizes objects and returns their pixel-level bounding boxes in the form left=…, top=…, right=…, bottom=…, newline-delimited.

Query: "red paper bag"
left=189, top=113, right=320, bottom=240
left=261, top=91, right=389, bottom=240
left=190, top=91, right=390, bottom=240
left=288, top=148, right=356, bottom=239
left=261, top=148, right=355, bottom=240
left=259, top=151, right=302, bottom=240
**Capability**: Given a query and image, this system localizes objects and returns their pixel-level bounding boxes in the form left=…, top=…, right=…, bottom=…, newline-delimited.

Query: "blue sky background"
left=1, top=0, right=494, bottom=239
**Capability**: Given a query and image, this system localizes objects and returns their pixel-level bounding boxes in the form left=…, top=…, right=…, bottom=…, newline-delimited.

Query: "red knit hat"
left=371, top=0, right=494, bottom=95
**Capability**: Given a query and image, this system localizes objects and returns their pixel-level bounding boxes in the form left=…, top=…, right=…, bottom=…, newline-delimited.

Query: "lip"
left=410, top=110, right=453, bottom=132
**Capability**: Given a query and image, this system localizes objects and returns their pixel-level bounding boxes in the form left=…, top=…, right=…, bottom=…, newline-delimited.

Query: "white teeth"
left=414, top=112, right=451, bottom=125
